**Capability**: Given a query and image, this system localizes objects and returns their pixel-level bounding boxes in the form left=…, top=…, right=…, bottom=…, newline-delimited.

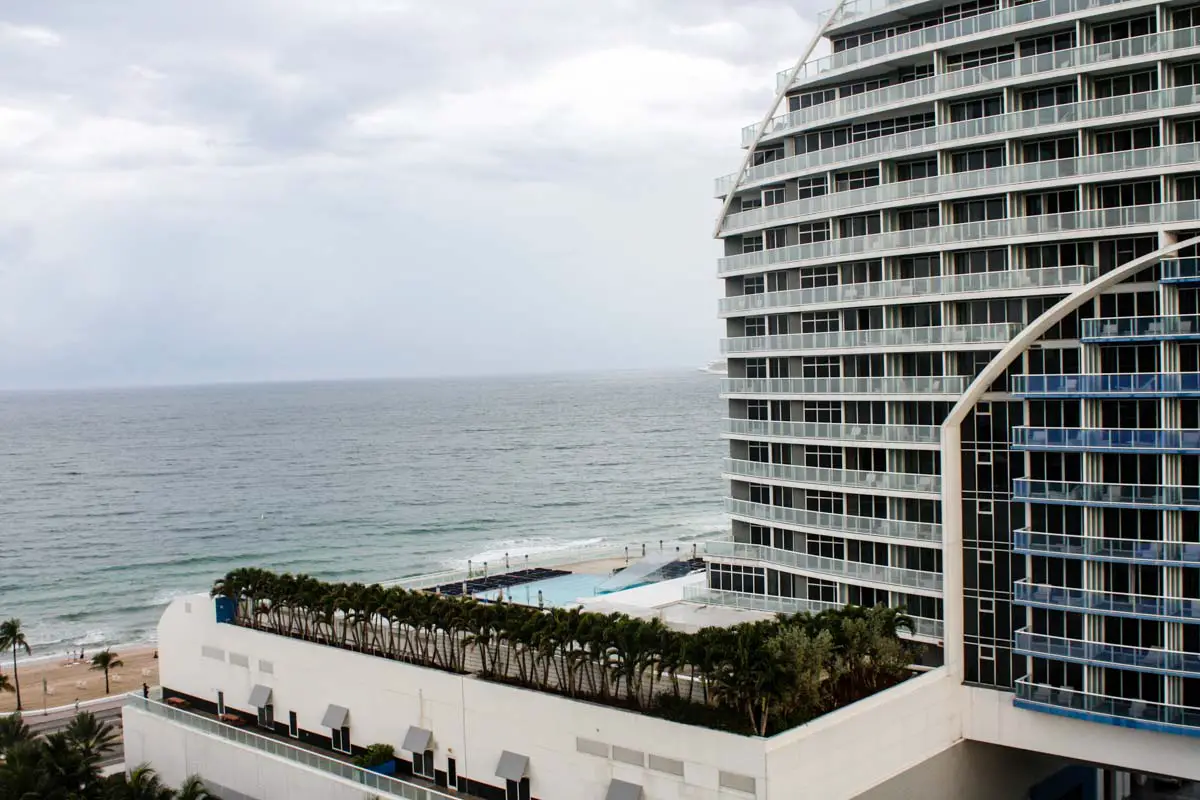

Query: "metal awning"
left=606, top=779, right=643, bottom=800
left=247, top=684, right=272, bottom=708
left=495, top=751, right=529, bottom=782
left=320, top=704, right=349, bottom=729
left=402, top=726, right=433, bottom=753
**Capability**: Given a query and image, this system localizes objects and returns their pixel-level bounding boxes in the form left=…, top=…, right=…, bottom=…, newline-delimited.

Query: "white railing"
left=722, top=417, right=940, bottom=446
left=720, top=266, right=1097, bottom=314
left=751, top=27, right=1200, bottom=145
left=721, top=145, right=1200, bottom=233
left=716, top=86, right=1200, bottom=196
left=1014, top=629, right=1200, bottom=675
left=724, top=498, right=942, bottom=543
left=723, top=458, right=941, bottom=495
left=125, top=695, right=458, bottom=800
left=705, top=540, right=944, bottom=591
left=720, top=376, right=971, bottom=397
left=1015, top=677, right=1200, bottom=730
left=718, top=202, right=1200, bottom=274
left=1014, top=580, right=1200, bottom=620
left=720, top=322, right=1020, bottom=353
left=782, top=0, right=1147, bottom=89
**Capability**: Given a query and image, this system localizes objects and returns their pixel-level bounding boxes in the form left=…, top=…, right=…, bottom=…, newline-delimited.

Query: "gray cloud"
left=0, top=0, right=821, bottom=389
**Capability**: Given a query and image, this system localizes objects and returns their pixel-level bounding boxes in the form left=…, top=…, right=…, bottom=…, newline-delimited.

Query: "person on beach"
left=142, top=683, right=149, bottom=699
left=74, top=699, right=79, bottom=712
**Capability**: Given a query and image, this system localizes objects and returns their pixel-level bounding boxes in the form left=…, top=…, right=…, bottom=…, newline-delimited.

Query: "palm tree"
left=90, top=648, right=124, bottom=695
left=64, top=710, right=119, bottom=763
left=0, top=618, right=31, bottom=711
left=122, top=763, right=178, bottom=800
left=177, top=774, right=221, bottom=799
left=0, top=671, right=13, bottom=694
left=0, top=711, right=31, bottom=754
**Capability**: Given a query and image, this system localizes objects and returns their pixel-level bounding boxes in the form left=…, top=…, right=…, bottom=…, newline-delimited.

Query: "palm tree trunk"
left=12, top=644, right=21, bottom=711
left=105, top=668, right=110, bottom=695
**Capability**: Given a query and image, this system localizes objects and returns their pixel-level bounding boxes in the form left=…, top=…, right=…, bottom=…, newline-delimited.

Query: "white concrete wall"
left=123, top=704, right=382, bottom=800
left=763, top=669, right=965, bottom=799
left=964, top=685, right=1200, bottom=782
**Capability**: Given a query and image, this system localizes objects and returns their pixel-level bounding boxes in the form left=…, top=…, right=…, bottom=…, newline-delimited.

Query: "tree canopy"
left=212, top=567, right=917, bottom=735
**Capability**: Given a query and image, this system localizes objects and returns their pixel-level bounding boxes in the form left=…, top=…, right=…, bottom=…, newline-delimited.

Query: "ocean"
left=0, top=371, right=725, bottom=657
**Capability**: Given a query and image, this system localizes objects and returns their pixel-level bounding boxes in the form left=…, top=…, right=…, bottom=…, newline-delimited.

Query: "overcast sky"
left=0, top=0, right=819, bottom=390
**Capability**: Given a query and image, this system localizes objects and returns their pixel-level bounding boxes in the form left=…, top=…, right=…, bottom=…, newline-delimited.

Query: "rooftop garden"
left=212, top=568, right=917, bottom=736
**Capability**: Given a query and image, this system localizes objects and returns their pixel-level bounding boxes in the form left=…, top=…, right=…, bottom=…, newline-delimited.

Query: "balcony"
left=724, top=498, right=943, bottom=544
left=1014, top=479, right=1200, bottom=510
left=706, top=540, right=943, bottom=593
left=1014, top=529, right=1200, bottom=565
left=720, top=266, right=1096, bottom=315
left=681, top=585, right=945, bottom=640
left=717, top=202, right=1200, bottom=275
left=1015, top=629, right=1200, bottom=677
left=1014, top=678, right=1200, bottom=737
left=1161, top=257, right=1200, bottom=283
left=723, top=417, right=940, bottom=448
left=1011, top=427, right=1200, bottom=453
left=1011, top=373, right=1200, bottom=398
left=126, top=695, right=459, bottom=800
left=1081, top=315, right=1200, bottom=342
left=778, top=0, right=1147, bottom=91
left=720, top=376, right=971, bottom=398
left=720, top=323, right=1020, bottom=355
left=723, top=457, right=941, bottom=496
left=1013, top=580, right=1200, bottom=622
left=716, top=87, right=1200, bottom=197
left=752, top=27, right=1200, bottom=146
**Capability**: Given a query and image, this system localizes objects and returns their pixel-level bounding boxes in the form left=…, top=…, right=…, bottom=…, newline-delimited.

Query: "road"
left=19, top=696, right=126, bottom=768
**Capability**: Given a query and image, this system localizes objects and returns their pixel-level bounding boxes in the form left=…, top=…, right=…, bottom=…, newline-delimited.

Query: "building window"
left=1093, top=70, right=1157, bottom=98
left=898, top=63, right=935, bottom=82
left=948, top=94, right=1003, bottom=122
left=763, top=186, right=786, bottom=206
left=743, top=275, right=764, bottom=295
left=1024, top=189, right=1077, bottom=216
left=752, top=147, right=783, bottom=166
left=834, top=168, right=881, bottom=191
left=710, top=563, right=766, bottom=594
left=288, top=711, right=299, bottom=738
left=331, top=726, right=352, bottom=754
left=257, top=704, right=274, bottom=729
left=765, top=228, right=789, bottom=249
left=796, top=176, right=827, bottom=199
left=748, top=442, right=770, bottom=463
left=742, top=236, right=763, bottom=254
left=952, top=197, right=1006, bottom=224
left=950, top=147, right=1004, bottom=173
left=1092, top=15, right=1155, bottom=43
left=839, top=214, right=881, bottom=237
left=1175, top=5, right=1200, bottom=29
left=1022, top=136, right=1077, bottom=163
left=808, top=577, right=839, bottom=603
left=896, top=158, right=937, bottom=181
left=1018, top=30, right=1075, bottom=57
left=898, top=206, right=940, bottom=230
left=744, top=316, right=767, bottom=337
left=747, top=483, right=771, bottom=505
left=506, top=778, right=532, bottom=800
left=796, top=222, right=830, bottom=244
left=412, top=749, right=435, bottom=778
left=1094, top=125, right=1159, bottom=153
left=790, top=88, right=836, bottom=111
left=1020, top=83, right=1076, bottom=110
left=745, top=358, right=768, bottom=379
left=945, top=45, right=1014, bottom=71
left=217, top=691, right=225, bottom=716
left=1098, top=181, right=1161, bottom=208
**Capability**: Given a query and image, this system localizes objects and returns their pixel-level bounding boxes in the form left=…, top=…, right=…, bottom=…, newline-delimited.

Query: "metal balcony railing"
left=717, top=87, right=1200, bottom=197
left=1012, top=427, right=1200, bottom=453
left=1015, top=629, right=1200, bottom=676
left=723, top=458, right=941, bottom=495
left=1015, top=678, right=1200, bottom=731
left=719, top=266, right=1097, bottom=315
left=723, top=417, right=940, bottom=447
left=1161, top=257, right=1200, bottom=283
left=1081, top=315, right=1200, bottom=341
left=724, top=498, right=943, bottom=544
left=1014, top=479, right=1200, bottom=509
left=720, top=376, right=971, bottom=397
left=1011, top=373, right=1200, bottom=397
left=720, top=322, right=1020, bottom=354
left=717, top=202, right=1200, bottom=274
left=1014, top=529, right=1200, bottom=565
left=1014, top=580, right=1200, bottom=621
left=705, top=540, right=944, bottom=592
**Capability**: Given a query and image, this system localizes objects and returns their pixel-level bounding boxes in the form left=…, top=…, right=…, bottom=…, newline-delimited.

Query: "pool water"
left=474, top=572, right=617, bottom=608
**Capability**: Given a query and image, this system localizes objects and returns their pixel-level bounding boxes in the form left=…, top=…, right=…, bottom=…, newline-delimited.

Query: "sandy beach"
left=0, top=645, right=159, bottom=713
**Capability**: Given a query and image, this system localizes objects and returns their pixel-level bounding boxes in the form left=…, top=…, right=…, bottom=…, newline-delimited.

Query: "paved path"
left=19, top=695, right=126, bottom=768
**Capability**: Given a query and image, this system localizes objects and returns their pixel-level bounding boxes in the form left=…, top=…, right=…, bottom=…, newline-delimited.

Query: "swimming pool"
left=474, top=572, right=614, bottom=608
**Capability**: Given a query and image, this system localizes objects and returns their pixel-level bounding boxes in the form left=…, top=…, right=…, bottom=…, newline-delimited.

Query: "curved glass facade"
left=709, top=0, right=1200, bottom=735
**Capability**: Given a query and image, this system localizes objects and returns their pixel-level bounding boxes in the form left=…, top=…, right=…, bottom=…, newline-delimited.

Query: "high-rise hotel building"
left=710, top=0, right=1200, bottom=736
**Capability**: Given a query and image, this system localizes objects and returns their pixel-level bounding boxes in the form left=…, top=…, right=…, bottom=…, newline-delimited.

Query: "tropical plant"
left=90, top=648, right=125, bottom=695
left=0, top=711, right=31, bottom=755
left=210, top=568, right=918, bottom=736
left=64, top=710, right=119, bottom=763
left=176, top=773, right=221, bottom=800
left=351, top=743, right=396, bottom=768
left=120, top=763, right=179, bottom=800
left=0, top=671, right=13, bottom=694
left=0, top=618, right=31, bottom=711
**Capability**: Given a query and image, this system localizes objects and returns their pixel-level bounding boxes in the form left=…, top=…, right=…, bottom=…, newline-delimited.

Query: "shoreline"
left=0, top=643, right=160, bottom=714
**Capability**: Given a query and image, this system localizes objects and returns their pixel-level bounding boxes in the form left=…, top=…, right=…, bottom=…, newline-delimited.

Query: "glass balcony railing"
left=1015, top=678, right=1200, bottom=731
left=720, top=322, right=1020, bottom=354
left=724, top=498, right=943, bottom=543
left=721, top=145, right=1200, bottom=233
left=125, top=696, right=458, bottom=800
left=1014, top=528, right=1200, bottom=565
left=724, top=457, right=941, bottom=495
left=1015, top=580, right=1200, bottom=621
left=716, top=87, right=1200, bottom=197
left=1015, top=629, right=1200, bottom=676
left=719, top=266, right=1096, bottom=314
left=1011, top=427, right=1200, bottom=453
left=705, top=540, right=944, bottom=591
left=1014, top=479, right=1200, bottom=509
left=718, top=202, right=1200, bottom=274
left=1081, top=315, right=1200, bottom=341
left=720, top=376, right=971, bottom=397
left=1161, top=257, right=1200, bottom=283
left=1011, top=373, right=1200, bottom=397
left=780, top=0, right=1145, bottom=91
left=723, top=417, right=940, bottom=446
left=754, top=27, right=1200, bottom=145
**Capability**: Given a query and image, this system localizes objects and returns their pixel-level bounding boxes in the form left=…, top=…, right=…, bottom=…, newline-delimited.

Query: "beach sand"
left=554, top=556, right=632, bottom=575
left=0, top=645, right=159, bottom=713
